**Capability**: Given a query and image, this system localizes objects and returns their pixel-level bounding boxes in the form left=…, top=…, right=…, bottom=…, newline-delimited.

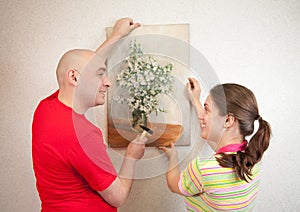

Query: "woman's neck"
left=216, top=129, right=244, bottom=152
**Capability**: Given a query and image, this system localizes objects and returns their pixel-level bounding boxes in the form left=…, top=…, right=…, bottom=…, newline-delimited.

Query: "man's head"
left=56, top=49, right=111, bottom=113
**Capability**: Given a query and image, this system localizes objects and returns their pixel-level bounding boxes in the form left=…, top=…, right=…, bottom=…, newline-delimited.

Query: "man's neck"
left=58, top=90, right=88, bottom=115
left=58, top=89, right=73, bottom=108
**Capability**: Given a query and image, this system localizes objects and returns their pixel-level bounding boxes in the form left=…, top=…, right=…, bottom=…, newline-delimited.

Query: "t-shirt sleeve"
left=178, top=157, right=204, bottom=196
left=68, top=141, right=117, bottom=192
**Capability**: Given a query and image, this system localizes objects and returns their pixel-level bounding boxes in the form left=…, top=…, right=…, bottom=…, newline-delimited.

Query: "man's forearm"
left=95, top=34, right=122, bottom=53
left=118, top=157, right=137, bottom=192
left=98, top=158, right=137, bottom=208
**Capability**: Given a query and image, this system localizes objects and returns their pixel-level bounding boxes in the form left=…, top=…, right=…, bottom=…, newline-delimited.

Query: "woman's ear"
left=66, top=69, right=80, bottom=86
left=224, top=114, right=235, bottom=128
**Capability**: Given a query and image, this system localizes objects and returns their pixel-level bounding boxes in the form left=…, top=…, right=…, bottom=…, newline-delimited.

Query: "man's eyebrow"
left=96, top=67, right=107, bottom=72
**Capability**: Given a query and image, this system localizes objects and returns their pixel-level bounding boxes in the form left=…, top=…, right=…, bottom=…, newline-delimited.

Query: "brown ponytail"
left=210, top=84, right=272, bottom=182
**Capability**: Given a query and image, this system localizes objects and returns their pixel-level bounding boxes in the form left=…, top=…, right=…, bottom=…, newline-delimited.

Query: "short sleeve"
left=68, top=142, right=117, bottom=192
left=178, top=157, right=203, bottom=196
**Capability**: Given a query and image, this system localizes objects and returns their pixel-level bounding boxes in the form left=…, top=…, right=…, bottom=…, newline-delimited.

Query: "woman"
left=160, top=78, right=271, bottom=211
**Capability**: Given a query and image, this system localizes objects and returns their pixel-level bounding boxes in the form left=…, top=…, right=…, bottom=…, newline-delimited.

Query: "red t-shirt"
left=32, top=91, right=117, bottom=212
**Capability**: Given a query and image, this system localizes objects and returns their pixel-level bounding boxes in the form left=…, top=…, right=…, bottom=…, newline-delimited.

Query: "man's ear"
left=224, top=114, right=235, bottom=128
left=66, top=69, right=80, bottom=86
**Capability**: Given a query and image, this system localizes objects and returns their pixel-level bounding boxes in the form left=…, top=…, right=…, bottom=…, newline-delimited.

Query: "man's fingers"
left=140, top=131, right=148, bottom=139
left=139, top=136, right=147, bottom=144
left=132, top=135, right=147, bottom=144
left=130, top=22, right=141, bottom=30
left=127, top=18, right=140, bottom=28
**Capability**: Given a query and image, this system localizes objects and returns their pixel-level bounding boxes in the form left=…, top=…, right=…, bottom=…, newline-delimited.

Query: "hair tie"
left=255, top=115, right=262, bottom=121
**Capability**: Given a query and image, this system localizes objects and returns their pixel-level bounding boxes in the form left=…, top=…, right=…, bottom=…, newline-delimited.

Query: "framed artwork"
left=105, top=24, right=191, bottom=147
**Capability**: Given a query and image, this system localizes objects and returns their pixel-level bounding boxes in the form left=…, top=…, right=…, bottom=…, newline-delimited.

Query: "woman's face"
left=199, top=95, right=225, bottom=144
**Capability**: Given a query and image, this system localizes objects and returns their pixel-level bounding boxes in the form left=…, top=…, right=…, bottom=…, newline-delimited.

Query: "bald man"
left=32, top=18, right=146, bottom=212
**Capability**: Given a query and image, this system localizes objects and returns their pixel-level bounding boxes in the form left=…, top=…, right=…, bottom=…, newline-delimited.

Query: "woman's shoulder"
left=194, top=155, right=261, bottom=178
left=195, top=155, right=221, bottom=167
left=193, top=156, right=235, bottom=174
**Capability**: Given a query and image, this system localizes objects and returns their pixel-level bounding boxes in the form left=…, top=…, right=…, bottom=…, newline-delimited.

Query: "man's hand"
left=125, top=135, right=146, bottom=160
left=95, top=17, right=140, bottom=53
left=110, top=17, right=141, bottom=40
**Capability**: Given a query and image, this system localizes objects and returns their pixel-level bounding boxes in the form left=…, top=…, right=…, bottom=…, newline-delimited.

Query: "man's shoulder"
left=34, top=90, right=59, bottom=110
left=40, top=90, right=59, bottom=104
left=33, top=90, right=67, bottom=121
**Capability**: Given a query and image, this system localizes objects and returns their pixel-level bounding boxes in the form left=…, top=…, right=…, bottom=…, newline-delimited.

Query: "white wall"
left=1, top=0, right=299, bottom=211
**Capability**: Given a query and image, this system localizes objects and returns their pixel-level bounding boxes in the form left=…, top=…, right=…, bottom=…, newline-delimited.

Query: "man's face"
left=75, top=55, right=111, bottom=110
left=93, top=66, right=111, bottom=106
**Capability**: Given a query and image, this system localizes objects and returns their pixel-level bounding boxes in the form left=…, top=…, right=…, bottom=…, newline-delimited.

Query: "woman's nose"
left=198, top=109, right=205, bottom=120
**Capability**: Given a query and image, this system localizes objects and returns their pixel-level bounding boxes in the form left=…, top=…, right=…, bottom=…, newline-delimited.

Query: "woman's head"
left=208, top=83, right=271, bottom=182
left=209, top=83, right=259, bottom=138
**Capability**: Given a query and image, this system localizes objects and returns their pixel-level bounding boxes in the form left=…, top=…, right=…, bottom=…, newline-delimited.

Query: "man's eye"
left=98, top=72, right=107, bottom=77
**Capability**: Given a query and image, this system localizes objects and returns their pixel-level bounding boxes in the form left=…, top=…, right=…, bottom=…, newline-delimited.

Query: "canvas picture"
left=105, top=24, right=191, bottom=147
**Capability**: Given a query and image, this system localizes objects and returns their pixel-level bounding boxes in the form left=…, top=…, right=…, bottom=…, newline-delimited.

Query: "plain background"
left=1, top=0, right=299, bottom=211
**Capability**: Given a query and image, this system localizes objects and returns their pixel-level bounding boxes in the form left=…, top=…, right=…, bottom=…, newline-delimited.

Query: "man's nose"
left=103, top=76, right=112, bottom=87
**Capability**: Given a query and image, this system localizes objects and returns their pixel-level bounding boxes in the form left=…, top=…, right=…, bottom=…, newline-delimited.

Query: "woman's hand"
left=158, top=143, right=178, bottom=160
left=186, top=77, right=201, bottom=108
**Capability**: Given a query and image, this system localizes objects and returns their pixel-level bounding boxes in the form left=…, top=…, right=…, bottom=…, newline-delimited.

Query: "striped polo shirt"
left=178, top=142, right=260, bottom=211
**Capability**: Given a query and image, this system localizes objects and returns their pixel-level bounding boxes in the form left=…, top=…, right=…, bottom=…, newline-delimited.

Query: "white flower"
left=115, top=40, right=173, bottom=117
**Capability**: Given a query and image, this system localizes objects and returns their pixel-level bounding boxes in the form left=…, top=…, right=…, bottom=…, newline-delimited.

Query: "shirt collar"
left=216, top=141, right=248, bottom=154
